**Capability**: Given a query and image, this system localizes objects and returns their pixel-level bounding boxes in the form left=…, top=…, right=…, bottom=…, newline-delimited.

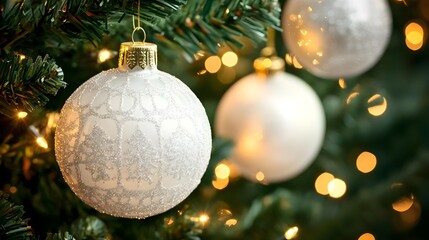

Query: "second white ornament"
left=282, top=0, right=392, bottom=79
left=215, top=56, right=325, bottom=183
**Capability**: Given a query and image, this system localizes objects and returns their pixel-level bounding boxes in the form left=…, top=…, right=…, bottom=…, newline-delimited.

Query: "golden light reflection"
left=218, top=209, right=232, bottom=219
left=284, top=226, right=299, bottom=239
left=205, top=56, right=222, bottom=73
left=197, top=69, right=207, bottom=75
left=256, top=171, right=265, bottom=182
left=315, top=172, right=334, bottom=195
left=405, top=22, right=425, bottom=51
left=97, top=49, right=115, bottom=63
left=215, top=163, right=231, bottom=179
left=367, top=94, right=387, bottom=117
left=358, top=233, right=376, bottom=240
left=221, top=51, right=238, bottom=67
left=356, top=151, right=377, bottom=173
left=225, top=218, right=238, bottom=227
left=393, top=195, right=414, bottom=212
left=338, top=78, right=347, bottom=89
left=346, top=92, right=360, bottom=104
left=236, top=129, right=263, bottom=159
left=194, top=50, right=206, bottom=60
left=36, top=137, right=48, bottom=149
left=18, top=54, right=26, bottom=62
left=9, top=186, right=18, bottom=194
left=17, top=111, right=28, bottom=119
left=199, top=214, right=209, bottom=223
left=212, top=177, right=229, bottom=190
left=285, top=54, right=293, bottom=65
left=328, top=178, right=347, bottom=198
left=292, top=56, right=303, bottom=69
left=164, top=217, right=174, bottom=225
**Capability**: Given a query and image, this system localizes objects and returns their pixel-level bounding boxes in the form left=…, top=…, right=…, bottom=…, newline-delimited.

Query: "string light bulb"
left=36, top=136, right=48, bottom=149
left=17, top=111, right=28, bottom=119
left=199, top=214, right=209, bottom=224
left=97, top=49, right=117, bottom=63
left=284, top=226, right=299, bottom=239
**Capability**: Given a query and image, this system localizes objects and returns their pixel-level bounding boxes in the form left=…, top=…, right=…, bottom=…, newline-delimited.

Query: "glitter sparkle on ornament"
left=282, top=0, right=392, bottom=78
left=55, top=42, right=212, bottom=219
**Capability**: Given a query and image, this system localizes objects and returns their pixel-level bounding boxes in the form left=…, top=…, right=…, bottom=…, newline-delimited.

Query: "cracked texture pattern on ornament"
left=55, top=68, right=212, bottom=218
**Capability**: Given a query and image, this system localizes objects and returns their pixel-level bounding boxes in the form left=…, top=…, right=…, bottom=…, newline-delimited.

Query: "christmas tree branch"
left=1, top=0, right=280, bottom=55
left=0, top=193, right=35, bottom=240
left=0, top=54, right=66, bottom=117
left=1, top=0, right=187, bottom=53
left=153, top=0, right=282, bottom=57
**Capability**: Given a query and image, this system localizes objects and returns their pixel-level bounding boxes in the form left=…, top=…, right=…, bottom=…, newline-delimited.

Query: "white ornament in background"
left=215, top=72, right=325, bottom=183
left=55, top=44, right=212, bottom=218
left=282, top=0, right=392, bottom=79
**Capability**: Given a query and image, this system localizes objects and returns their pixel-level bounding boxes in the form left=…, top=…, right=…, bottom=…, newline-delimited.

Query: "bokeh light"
left=36, top=137, right=48, bottom=149
left=392, top=195, right=414, bottom=212
left=405, top=22, right=425, bottom=51
left=215, top=163, right=231, bottom=179
left=358, top=233, right=376, bottom=240
left=328, top=178, right=347, bottom=198
left=212, top=177, right=229, bottom=190
left=292, top=56, right=303, bottom=69
left=98, top=49, right=115, bottom=63
left=221, top=51, right=238, bottom=67
left=285, top=53, right=293, bottom=65
left=199, top=214, right=209, bottom=224
left=346, top=92, right=360, bottom=105
left=17, top=111, right=28, bottom=119
left=225, top=218, right=238, bottom=227
left=205, top=56, right=222, bottom=73
left=256, top=171, right=265, bottom=182
left=284, top=226, right=299, bottom=239
left=9, top=186, right=18, bottom=194
left=315, top=172, right=334, bottom=195
left=367, top=94, right=387, bottom=117
left=356, top=151, right=377, bottom=173
left=338, top=78, right=347, bottom=89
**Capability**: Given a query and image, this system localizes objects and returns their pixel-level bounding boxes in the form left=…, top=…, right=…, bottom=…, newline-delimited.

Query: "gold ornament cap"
left=118, top=42, right=158, bottom=70
left=253, top=47, right=285, bottom=76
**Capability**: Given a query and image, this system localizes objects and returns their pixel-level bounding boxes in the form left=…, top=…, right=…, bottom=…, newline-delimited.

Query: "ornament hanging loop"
left=132, top=26, right=146, bottom=43
left=131, top=0, right=145, bottom=43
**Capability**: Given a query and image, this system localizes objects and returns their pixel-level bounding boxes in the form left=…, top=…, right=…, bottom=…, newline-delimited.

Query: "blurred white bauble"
left=55, top=42, right=212, bottom=218
left=215, top=72, right=325, bottom=183
left=282, top=0, right=392, bottom=79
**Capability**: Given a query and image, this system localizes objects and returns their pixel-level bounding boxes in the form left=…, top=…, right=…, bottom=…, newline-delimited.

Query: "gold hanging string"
left=267, top=27, right=275, bottom=50
left=131, top=0, right=146, bottom=43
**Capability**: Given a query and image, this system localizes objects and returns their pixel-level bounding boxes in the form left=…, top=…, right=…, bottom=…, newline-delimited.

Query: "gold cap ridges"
left=118, top=42, right=157, bottom=69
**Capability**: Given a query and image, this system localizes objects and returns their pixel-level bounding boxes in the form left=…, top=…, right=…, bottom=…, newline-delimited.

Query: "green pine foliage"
left=1, top=0, right=429, bottom=239
left=0, top=193, right=34, bottom=240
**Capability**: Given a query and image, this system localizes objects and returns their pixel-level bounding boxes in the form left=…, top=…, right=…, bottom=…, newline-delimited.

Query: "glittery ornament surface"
left=55, top=68, right=212, bottom=218
left=215, top=72, right=325, bottom=183
left=283, top=0, right=392, bottom=78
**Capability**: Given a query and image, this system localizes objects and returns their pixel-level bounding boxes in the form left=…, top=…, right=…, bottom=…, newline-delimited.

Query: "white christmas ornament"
left=215, top=59, right=325, bottom=183
left=282, top=0, right=392, bottom=79
left=55, top=41, right=212, bottom=218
